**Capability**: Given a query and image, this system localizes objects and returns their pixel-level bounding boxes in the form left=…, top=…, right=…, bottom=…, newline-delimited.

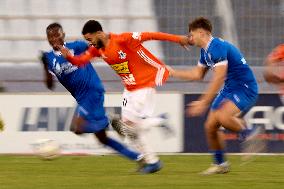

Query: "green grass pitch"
left=0, top=155, right=283, bottom=189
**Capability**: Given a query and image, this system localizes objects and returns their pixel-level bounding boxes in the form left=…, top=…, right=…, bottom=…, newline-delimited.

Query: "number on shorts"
left=122, top=98, right=127, bottom=107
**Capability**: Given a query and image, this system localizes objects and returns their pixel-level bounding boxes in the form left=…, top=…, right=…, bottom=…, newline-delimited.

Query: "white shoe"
left=200, top=162, right=230, bottom=175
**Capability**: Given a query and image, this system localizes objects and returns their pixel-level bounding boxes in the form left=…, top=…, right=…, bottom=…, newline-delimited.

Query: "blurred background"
left=0, top=0, right=283, bottom=92
left=0, top=0, right=283, bottom=154
left=1, top=1, right=284, bottom=187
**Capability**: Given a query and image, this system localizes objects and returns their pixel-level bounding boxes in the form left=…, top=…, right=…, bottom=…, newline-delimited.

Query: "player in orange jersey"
left=264, top=44, right=284, bottom=103
left=59, top=20, right=190, bottom=173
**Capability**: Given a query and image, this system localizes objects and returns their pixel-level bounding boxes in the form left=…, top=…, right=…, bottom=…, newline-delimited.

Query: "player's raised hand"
left=179, top=36, right=193, bottom=51
left=58, top=45, right=71, bottom=58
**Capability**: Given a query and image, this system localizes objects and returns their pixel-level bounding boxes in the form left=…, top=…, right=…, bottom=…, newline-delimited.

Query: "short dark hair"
left=46, top=22, right=62, bottom=33
left=189, top=17, right=212, bottom=32
left=82, top=20, right=103, bottom=35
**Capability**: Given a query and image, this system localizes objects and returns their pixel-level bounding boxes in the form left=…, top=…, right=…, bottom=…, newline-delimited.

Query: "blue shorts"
left=74, top=91, right=109, bottom=133
left=211, top=84, right=258, bottom=114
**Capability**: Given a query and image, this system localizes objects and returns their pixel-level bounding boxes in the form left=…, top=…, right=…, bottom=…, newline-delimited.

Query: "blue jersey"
left=199, top=37, right=257, bottom=92
left=45, top=41, right=105, bottom=102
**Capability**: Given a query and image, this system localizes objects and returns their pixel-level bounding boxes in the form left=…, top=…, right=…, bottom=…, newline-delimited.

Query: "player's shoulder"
left=209, top=38, right=229, bottom=52
left=211, top=38, right=227, bottom=48
left=112, top=32, right=140, bottom=40
left=44, top=50, right=55, bottom=58
left=273, top=44, right=284, bottom=53
left=269, top=43, right=284, bottom=59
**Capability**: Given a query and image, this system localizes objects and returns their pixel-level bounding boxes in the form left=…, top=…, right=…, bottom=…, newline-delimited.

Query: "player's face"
left=189, top=29, right=202, bottom=47
left=84, top=32, right=105, bottom=49
left=47, top=28, right=65, bottom=51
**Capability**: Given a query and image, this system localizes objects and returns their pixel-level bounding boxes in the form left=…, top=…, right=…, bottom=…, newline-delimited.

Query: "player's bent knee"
left=215, top=111, right=230, bottom=124
left=204, top=121, right=220, bottom=138
left=70, top=124, right=84, bottom=135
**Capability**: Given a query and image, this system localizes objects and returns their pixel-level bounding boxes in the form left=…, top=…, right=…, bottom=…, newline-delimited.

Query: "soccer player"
left=58, top=20, right=190, bottom=173
left=264, top=44, right=284, bottom=100
left=40, top=22, right=145, bottom=171
left=168, top=17, right=259, bottom=175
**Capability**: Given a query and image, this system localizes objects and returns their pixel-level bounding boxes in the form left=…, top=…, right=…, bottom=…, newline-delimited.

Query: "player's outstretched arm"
left=168, top=65, right=207, bottom=81
left=198, top=65, right=227, bottom=104
left=128, top=32, right=193, bottom=48
left=141, top=32, right=191, bottom=46
left=39, top=52, right=54, bottom=90
left=187, top=65, right=227, bottom=116
left=59, top=45, right=97, bottom=67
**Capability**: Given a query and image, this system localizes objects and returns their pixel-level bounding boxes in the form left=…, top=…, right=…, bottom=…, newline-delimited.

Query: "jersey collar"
left=204, top=36, right=214, bottom=52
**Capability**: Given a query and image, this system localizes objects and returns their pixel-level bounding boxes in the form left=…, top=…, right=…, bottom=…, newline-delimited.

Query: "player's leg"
left=215, top=86, right=258, bottom=141
left=70, top=108, right=86, bottom=134
left=70, top=92, right=143, bottom=162
left=121, top=88, right=162, bottom=173
left=94, top=128, right=142, bottom=161
left=215, top=100, right=246, bottom=133
left=214, top=87, right=264, bottom=162
left=201, top=111, right=230, bottom=175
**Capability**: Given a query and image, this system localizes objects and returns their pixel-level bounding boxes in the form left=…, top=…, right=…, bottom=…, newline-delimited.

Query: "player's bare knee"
left=70, top=124, right=83, bottom=135
left=215, top=111, right=229, bottom=124
left=205, top=125, right=216, bottom=136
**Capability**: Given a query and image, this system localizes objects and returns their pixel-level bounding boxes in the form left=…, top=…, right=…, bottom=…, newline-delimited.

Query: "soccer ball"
left=33, top=139, right=61, bottom=160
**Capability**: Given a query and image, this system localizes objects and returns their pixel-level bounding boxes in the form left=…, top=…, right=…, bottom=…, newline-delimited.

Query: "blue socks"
left=213, top=150, right=225, bottom=165
left=105, top=138, right=141, bottom=161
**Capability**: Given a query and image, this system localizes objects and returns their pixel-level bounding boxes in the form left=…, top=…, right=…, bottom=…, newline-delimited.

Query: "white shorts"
left=122, top=87, right=156, bottom=123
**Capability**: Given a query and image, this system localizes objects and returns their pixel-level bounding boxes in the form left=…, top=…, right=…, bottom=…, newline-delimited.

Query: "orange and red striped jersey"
left=268, top=44, right=284, bottom=62
left=66, top=32, right=183, bottom=91
left=267, top=44, right=284, bottom=94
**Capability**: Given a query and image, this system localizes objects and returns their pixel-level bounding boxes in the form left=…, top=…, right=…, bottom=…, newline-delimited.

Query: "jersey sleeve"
left=120, top=32, right=182, bottom=48
left=210, top=44, right=228, bottom=67
left=43, top=53, right=52, bottom=71
left=268, top=44, right=284, bottom=62
left=66, top=46, right=99, bottom=67
left=74, top=40, right=89, bottom=53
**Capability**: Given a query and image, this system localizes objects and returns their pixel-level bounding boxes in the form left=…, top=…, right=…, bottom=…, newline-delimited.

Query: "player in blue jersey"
left=40, top=23, right=147, bottom=171
left=168, top=17, right=259, bottom=174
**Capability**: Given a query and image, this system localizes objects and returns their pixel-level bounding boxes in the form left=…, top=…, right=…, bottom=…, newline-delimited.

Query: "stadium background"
left=0, top=0, right=283, bottom=92
left=0, top=0, right=283, bottom=154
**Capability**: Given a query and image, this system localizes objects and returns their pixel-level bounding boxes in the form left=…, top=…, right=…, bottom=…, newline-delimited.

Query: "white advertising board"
left=0, top=93, right=183, bottom=154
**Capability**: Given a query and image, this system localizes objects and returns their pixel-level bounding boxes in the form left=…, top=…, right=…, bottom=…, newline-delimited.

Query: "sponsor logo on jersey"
left=110, top=61, right=130, bottom=74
